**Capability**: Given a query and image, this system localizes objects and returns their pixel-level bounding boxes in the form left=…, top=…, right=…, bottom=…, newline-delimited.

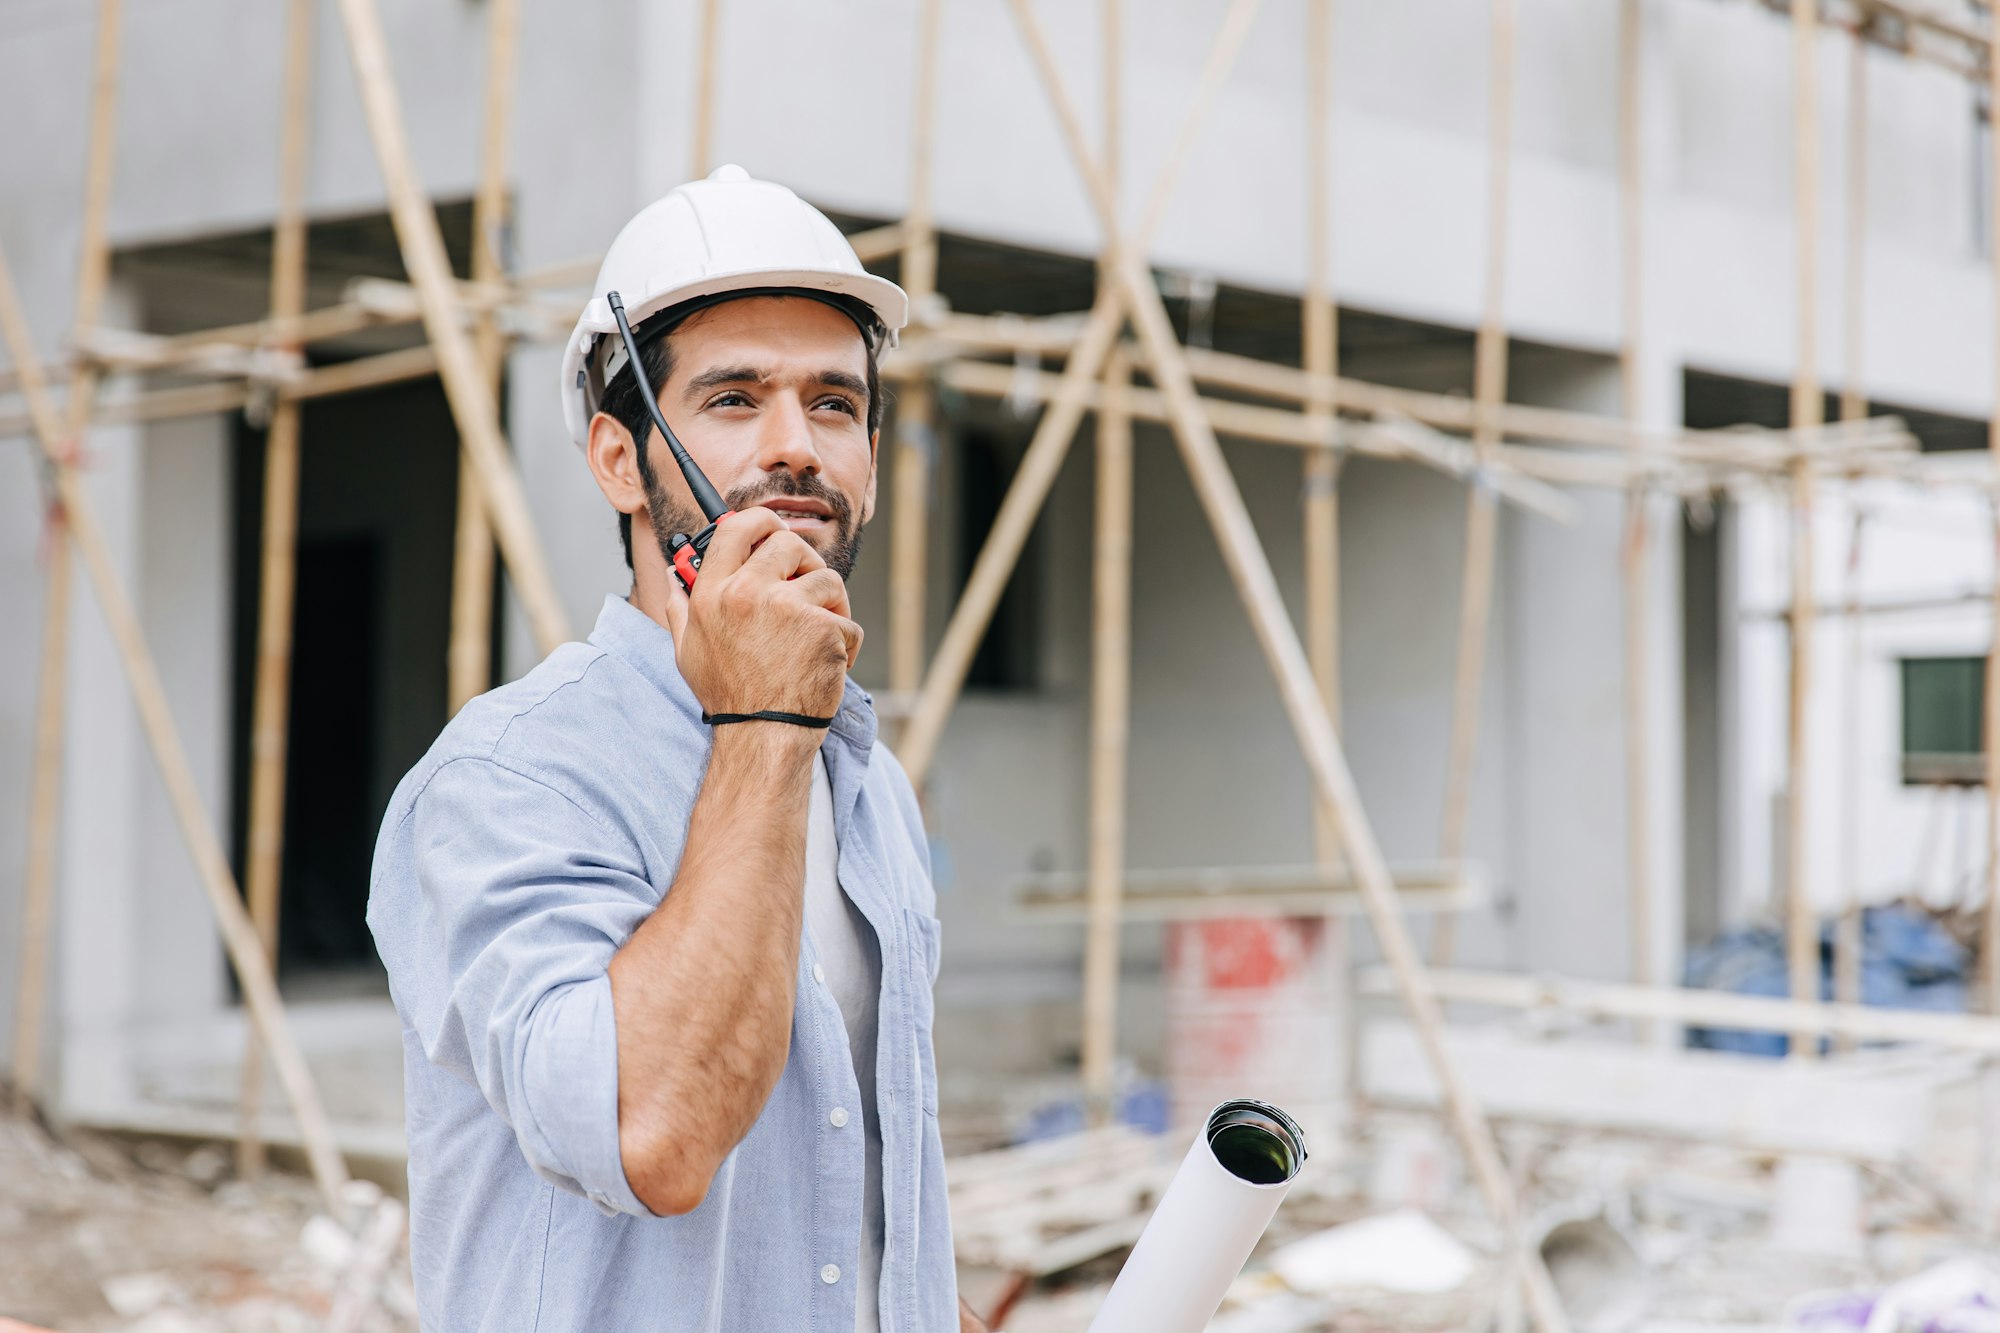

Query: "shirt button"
left=821, top=1263, right=841, bottom=1285
left=813, top=963, right=826, bottom=984
left=829, top=1106, right=849, bottom=1128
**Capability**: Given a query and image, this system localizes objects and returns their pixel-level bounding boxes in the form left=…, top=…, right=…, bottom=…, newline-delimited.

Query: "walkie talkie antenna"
left=606, top=290, right=728, bottom=522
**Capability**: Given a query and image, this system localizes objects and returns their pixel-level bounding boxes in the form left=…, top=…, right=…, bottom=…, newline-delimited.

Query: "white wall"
left=1, top=0, right=1995, bottom=1099
left=1731, top=473, right=1998, bottom=924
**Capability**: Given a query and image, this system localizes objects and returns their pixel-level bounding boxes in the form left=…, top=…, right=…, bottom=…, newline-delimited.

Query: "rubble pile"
left=0, top=1105, right=412, bottom=1333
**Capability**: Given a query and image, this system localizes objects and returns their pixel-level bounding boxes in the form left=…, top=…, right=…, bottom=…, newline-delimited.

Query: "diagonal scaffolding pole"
left=332, top=0, right=572, bottom=655
left=896, top=0, right=1268, bottom=783
left=0, top=241, right=352, bottom=1218
left=1003, top=3, right=1565, bottom=1326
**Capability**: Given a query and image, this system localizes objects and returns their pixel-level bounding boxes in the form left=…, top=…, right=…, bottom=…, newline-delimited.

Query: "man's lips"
left=756, top=499, right=834, bottom=526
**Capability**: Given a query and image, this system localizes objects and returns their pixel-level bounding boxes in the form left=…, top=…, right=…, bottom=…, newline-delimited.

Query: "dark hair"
left=597, top=296, right=887, bottom=570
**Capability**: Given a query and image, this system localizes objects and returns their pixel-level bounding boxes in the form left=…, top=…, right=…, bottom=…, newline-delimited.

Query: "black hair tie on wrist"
left=702, top=709, right=835, bottom=729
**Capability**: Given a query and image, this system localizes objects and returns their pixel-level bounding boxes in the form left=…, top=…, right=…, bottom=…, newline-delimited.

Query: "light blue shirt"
left=368, top=596, right=958, bottom=1332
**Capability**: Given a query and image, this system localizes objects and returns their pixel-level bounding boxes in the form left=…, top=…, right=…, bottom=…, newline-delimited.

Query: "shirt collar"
left=588, top=594, right=880, bottom=752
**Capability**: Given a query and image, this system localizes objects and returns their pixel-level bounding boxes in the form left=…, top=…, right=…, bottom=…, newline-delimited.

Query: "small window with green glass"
left=1901, top=656, right=1986, bottom=785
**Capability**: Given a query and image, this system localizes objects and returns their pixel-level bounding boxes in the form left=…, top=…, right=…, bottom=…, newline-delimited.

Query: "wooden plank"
left=0, top=239, right=353, bottom=1218
left=331, top=0, right=571, bottom=654
left=1015, top=861, right=1487, bottom=923
left=1360, top=966, right=2000, bottom=1053
left=1360, top=1020, right=1934, bottom=1165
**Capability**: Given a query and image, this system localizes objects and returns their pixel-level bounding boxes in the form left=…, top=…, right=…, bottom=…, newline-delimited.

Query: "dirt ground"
left=0, top=1106, right=410, bottom=1333
left=1, top=1091, right=1992, bottom=1332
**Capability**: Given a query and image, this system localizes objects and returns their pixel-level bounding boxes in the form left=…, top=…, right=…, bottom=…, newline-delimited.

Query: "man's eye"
left=708, top=391, right=752, bottom=409
left=816, top=396, right=859, bottom=417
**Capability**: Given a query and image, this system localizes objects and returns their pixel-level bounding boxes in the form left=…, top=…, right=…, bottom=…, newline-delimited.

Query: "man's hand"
left=660, top=506, right=862, bottom=728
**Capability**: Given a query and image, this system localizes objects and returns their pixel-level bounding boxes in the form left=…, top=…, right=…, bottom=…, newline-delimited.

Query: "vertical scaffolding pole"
left=1433, top=0, right=1516, bottom=967
left=1084, top=351, right=1133, bottom=1119
left=889, top=0, right=946, bottom=714
left=1787, top=0, right=1825, bottom=1060
left=1835, top=28, right=1870, bottom=1043
left=238, top=0, right=316, bottom=1178
left=1618, top=0, right=1655, bottom=1033
left=13, top=0, right=124, bottom=1118
left=1984, top=4, right=2000, bottom=1019
left=1082, top=0, right=1128, bottom=1122
left=1304, top=0, right=1341, bottom=853
left=448, top=0, right=523, bottom=715
left=691, top=0, right=722, bottom=178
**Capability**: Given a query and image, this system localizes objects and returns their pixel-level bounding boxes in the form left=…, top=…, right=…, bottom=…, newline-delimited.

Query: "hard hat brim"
left=562, top=266, right=908, bottom=448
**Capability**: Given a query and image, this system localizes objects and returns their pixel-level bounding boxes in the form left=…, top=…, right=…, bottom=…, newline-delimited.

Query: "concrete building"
left=0, top=0, right=1993, bottom=1144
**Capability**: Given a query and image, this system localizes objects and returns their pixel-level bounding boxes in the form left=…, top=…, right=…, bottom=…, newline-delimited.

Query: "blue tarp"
left=1683, top=904, right=1969, bottom=1057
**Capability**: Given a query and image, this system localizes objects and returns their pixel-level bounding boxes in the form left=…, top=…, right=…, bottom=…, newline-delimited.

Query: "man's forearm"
left=608, top=724, right=818, bottom=1214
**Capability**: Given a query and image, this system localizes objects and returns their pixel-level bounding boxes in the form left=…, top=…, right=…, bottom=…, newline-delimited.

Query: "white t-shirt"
left=802, top=753, right=884, bottom=1333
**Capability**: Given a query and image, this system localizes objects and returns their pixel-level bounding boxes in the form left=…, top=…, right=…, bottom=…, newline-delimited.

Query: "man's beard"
left=646, top=466, right=863, bottom=580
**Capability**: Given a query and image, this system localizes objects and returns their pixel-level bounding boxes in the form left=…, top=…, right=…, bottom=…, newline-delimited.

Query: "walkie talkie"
left=606, top=290, right=733, bottom=591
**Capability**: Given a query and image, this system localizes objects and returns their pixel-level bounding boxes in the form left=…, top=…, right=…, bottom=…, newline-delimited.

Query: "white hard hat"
left=560, top=164, right=909, bottom=449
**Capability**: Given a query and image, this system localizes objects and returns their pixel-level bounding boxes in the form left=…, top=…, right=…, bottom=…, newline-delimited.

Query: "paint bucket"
left=1164, top=917, right=1344, bottom=1145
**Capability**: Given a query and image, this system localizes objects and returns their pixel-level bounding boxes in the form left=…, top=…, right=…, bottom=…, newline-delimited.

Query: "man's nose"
left=753, top=394, right=822, bottom=477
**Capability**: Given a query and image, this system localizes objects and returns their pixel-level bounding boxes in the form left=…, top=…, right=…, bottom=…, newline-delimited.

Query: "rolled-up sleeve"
left=403, top=755, right=656, bottom=1217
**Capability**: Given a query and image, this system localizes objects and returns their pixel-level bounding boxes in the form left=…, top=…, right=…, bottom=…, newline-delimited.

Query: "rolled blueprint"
left=1086, top=1100, right=1307, bottom=1333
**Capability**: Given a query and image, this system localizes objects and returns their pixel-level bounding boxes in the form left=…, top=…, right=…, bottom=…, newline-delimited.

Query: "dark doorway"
left=231, top=374, right=472, bottom=993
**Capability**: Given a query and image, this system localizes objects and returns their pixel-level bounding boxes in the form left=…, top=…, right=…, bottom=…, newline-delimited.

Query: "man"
left=369, top=166, right=983, bottom=1332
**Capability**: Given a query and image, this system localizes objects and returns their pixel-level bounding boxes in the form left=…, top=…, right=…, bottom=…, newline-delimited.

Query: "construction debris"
left=0, top=1102, right=412, bottom=1332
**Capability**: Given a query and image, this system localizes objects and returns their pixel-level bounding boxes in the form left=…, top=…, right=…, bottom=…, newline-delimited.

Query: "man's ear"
left=587, top=411, right=649, bottom=518
left=861, top=428, right=880, bottom=526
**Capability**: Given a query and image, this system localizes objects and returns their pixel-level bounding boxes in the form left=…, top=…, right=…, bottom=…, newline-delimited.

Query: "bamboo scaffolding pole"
left=332, top=0, right=570, bottom=654
left=896, top=0, right=1269, bottom=783
left=1083, top=349, right=1133, bottom=1120
left=1001, top=7, right=1563, bottom=1327
left=921, top=356, right=1579, bottom=496
left=1985, top=0, right=2000, bottom=1017
left=447, top=0, right=523, bottom=716
left=0, top=241, right=352, bottom=1217
left=1787, top=0, right=1825, bottom=1059
left=1619, top=0, right=1656, bottom=1040
left=919, top=310, right=1914, bottom=467
left=1835, top=31, right=1870, bottom=1040
left=14, top=0, right=123, bottom=1119
left=1304, top=0, right=1342, bottom=867
left=1835, top=512, right=1867, bottom=1051
left=1358, top=965, right=2000, bottom=1053
left=1433, top=0, right=1517, bottom=969
left=888, top=0, right=946, bottom=712
left=692, top=0, right=721, bottom=177
left=1080, top=0, right=1127, bottom=1125
left=238, top=0, right=316, bottom=1180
